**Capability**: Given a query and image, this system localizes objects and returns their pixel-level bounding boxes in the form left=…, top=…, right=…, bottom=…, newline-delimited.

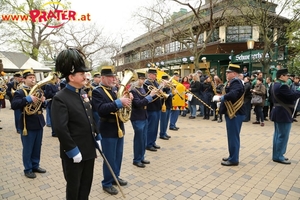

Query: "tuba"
left=24, top=72, right=57, bottom=115
left=117, top=69, right=137, bottom=123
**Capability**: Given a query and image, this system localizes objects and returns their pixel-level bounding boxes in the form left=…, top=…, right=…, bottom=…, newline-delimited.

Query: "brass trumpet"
left=147, top=85, right=170, bottom=99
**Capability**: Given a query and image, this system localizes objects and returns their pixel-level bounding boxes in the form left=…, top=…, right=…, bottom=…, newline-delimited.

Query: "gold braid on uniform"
left=133, top=87, right=147, bottom=97
left=101, top=86, right=123, bottom=138
left=223, top=81, right=245, bottom=119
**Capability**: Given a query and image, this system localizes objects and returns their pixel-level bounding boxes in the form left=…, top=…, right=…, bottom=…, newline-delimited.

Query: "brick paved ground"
left=1, top=100, right=300, bottom=200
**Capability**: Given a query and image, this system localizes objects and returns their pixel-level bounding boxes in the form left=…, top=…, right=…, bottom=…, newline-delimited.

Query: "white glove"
left=213, top=95, right=221, bottom=102
left=96, top=140, right=101, bottom=149
left=73, top=152, right=82, bottom=163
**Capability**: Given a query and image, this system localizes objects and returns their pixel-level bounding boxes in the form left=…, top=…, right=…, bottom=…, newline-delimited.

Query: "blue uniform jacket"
left=11, top=87, right=45, bottom=130
left=130, top=87, right=153, bottom=121
left=92, top=85, right=125, bottom=138
left=51, top=84, right=101, bottom=161
left=44, top=83, right=59, bottom=107
left=6, top=81, right=19, bottom=99
left=270, top=81, right=300, bottom=123
left=219, top=78, right=245, bottom=116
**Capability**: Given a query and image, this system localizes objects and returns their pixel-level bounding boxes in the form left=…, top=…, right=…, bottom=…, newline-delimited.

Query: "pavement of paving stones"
left=1, top=100, right=300, bottom=200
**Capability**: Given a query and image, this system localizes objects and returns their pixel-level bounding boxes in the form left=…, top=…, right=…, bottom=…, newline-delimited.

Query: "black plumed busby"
left=55, top=48, right=91, bottom=78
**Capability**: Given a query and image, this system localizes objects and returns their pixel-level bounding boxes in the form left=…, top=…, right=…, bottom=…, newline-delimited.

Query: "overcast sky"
left=70, top=0, right=151, bottom=43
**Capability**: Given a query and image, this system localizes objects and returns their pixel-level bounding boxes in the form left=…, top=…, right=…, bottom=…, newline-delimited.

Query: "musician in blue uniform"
left=216, top=64, right=245, bottom=166
left=44, top=73, right=59, bottom=137
left=143, top=68, right=162, bottom=151
left=130, top=70, right=156, bottom=168
left=51, top=49, right=101, bottom=200
left=11, top=69, right=46, bottom=178
left=92, top=66, right=131, bottom=195
left=159, top=75, right=173, bottom=140
left=270, top=68, right=300, bottom=164
left=91, top=72, right=101, bottom=129
left=7, top=71, right=23, bottom=133
left=92, top=72, right=101, bottom=87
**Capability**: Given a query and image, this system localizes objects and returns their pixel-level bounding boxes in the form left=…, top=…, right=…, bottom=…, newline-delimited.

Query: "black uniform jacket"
left=11, top=86, right=45, bottom=130
left=219, top=78, right=245, bottom=116
left=130, top=87, right=153, bottom=121
left=270, top=80, right=300, bottom=123
left=92, top=84, right=125, bottom=138
left=51, top=84, right=100, bottom=161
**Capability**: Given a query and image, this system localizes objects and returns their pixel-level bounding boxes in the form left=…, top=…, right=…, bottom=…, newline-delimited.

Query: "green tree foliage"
left=0, top=0, right=70, bottom=61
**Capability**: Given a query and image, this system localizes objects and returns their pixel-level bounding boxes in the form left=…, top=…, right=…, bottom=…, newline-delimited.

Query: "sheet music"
left=292, top=98, right=300, bottom=117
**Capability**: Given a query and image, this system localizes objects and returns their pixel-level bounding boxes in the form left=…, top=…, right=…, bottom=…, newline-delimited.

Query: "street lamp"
left=247, top=39, right=255, bottom=74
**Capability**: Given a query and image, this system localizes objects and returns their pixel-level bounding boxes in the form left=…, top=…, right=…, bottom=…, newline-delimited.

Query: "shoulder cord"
left=100, top=86, right=123, bottom=138
left=22, top=89, right=28, bottom=136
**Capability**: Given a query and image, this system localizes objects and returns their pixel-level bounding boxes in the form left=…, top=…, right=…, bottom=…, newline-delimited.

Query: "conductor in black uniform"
left=51, top=48, right=102, bottom=200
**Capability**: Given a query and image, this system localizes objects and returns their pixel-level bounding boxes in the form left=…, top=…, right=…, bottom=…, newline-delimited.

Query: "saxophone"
left=24, top=72, right=57, bottom=115
left=117, top=69, right=137, bottom=123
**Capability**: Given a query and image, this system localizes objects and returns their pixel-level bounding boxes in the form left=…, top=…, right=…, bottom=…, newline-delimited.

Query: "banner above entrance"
left=231, top=50, right=284, bottom=63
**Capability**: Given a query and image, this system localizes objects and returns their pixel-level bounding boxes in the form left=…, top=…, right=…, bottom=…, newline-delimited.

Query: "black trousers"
left=62, top=158, right=95, bottom=200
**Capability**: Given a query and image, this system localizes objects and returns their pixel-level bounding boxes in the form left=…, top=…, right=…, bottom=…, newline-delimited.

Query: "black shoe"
left=153, top=144, right=160, bottom=149
left=273, top=159, right=291, bottom=164
left=159, top=136, right=169, bottom=140
left=221, top=160, right=239, bottom=166
left=46, top=124, right=51, bottom=127
left=146, top=147, right=157, bottom=151
left=218, top=119, right=222, bottom=123
left=166, top=135, right=171, bottom=138
left=52, top=134, right=58, bottom=137
left=189, top=116, right=195, bottom=119
left=197, top=114, right=203, bottom=117
left=32, top=167, right=46, bottom=173
left=222, top=157, right=229, bottom=161
left=133, top=162, right=145, bottom=168
left=293, top=118, right=298, bottom=122
left=24, top=171, right=36, bottom=178
left=103, top=186, right=118, bottom=195
left=181, top=114, right=186, bottom=117
left=212, top=119, right=217, bottom=121
left=169, top=127, right=178, bottom=131
left=175, top=127, right=180, bottom=129
left=141, top=160, right=150, bottom=164
left=112, top=178, right=128, bottom=186
left=0, top=127, right=2, bottom=129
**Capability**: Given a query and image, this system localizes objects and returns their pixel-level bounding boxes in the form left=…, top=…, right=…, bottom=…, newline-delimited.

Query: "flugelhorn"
left=147, top=85, right=170, bottom=99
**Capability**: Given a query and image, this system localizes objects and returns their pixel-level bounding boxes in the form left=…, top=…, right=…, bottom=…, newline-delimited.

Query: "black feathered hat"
left=55, top=48, right=91, bottom=78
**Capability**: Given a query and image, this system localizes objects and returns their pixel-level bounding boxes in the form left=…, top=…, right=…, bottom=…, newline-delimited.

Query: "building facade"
left=114, top=0, right=290, bottom=80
